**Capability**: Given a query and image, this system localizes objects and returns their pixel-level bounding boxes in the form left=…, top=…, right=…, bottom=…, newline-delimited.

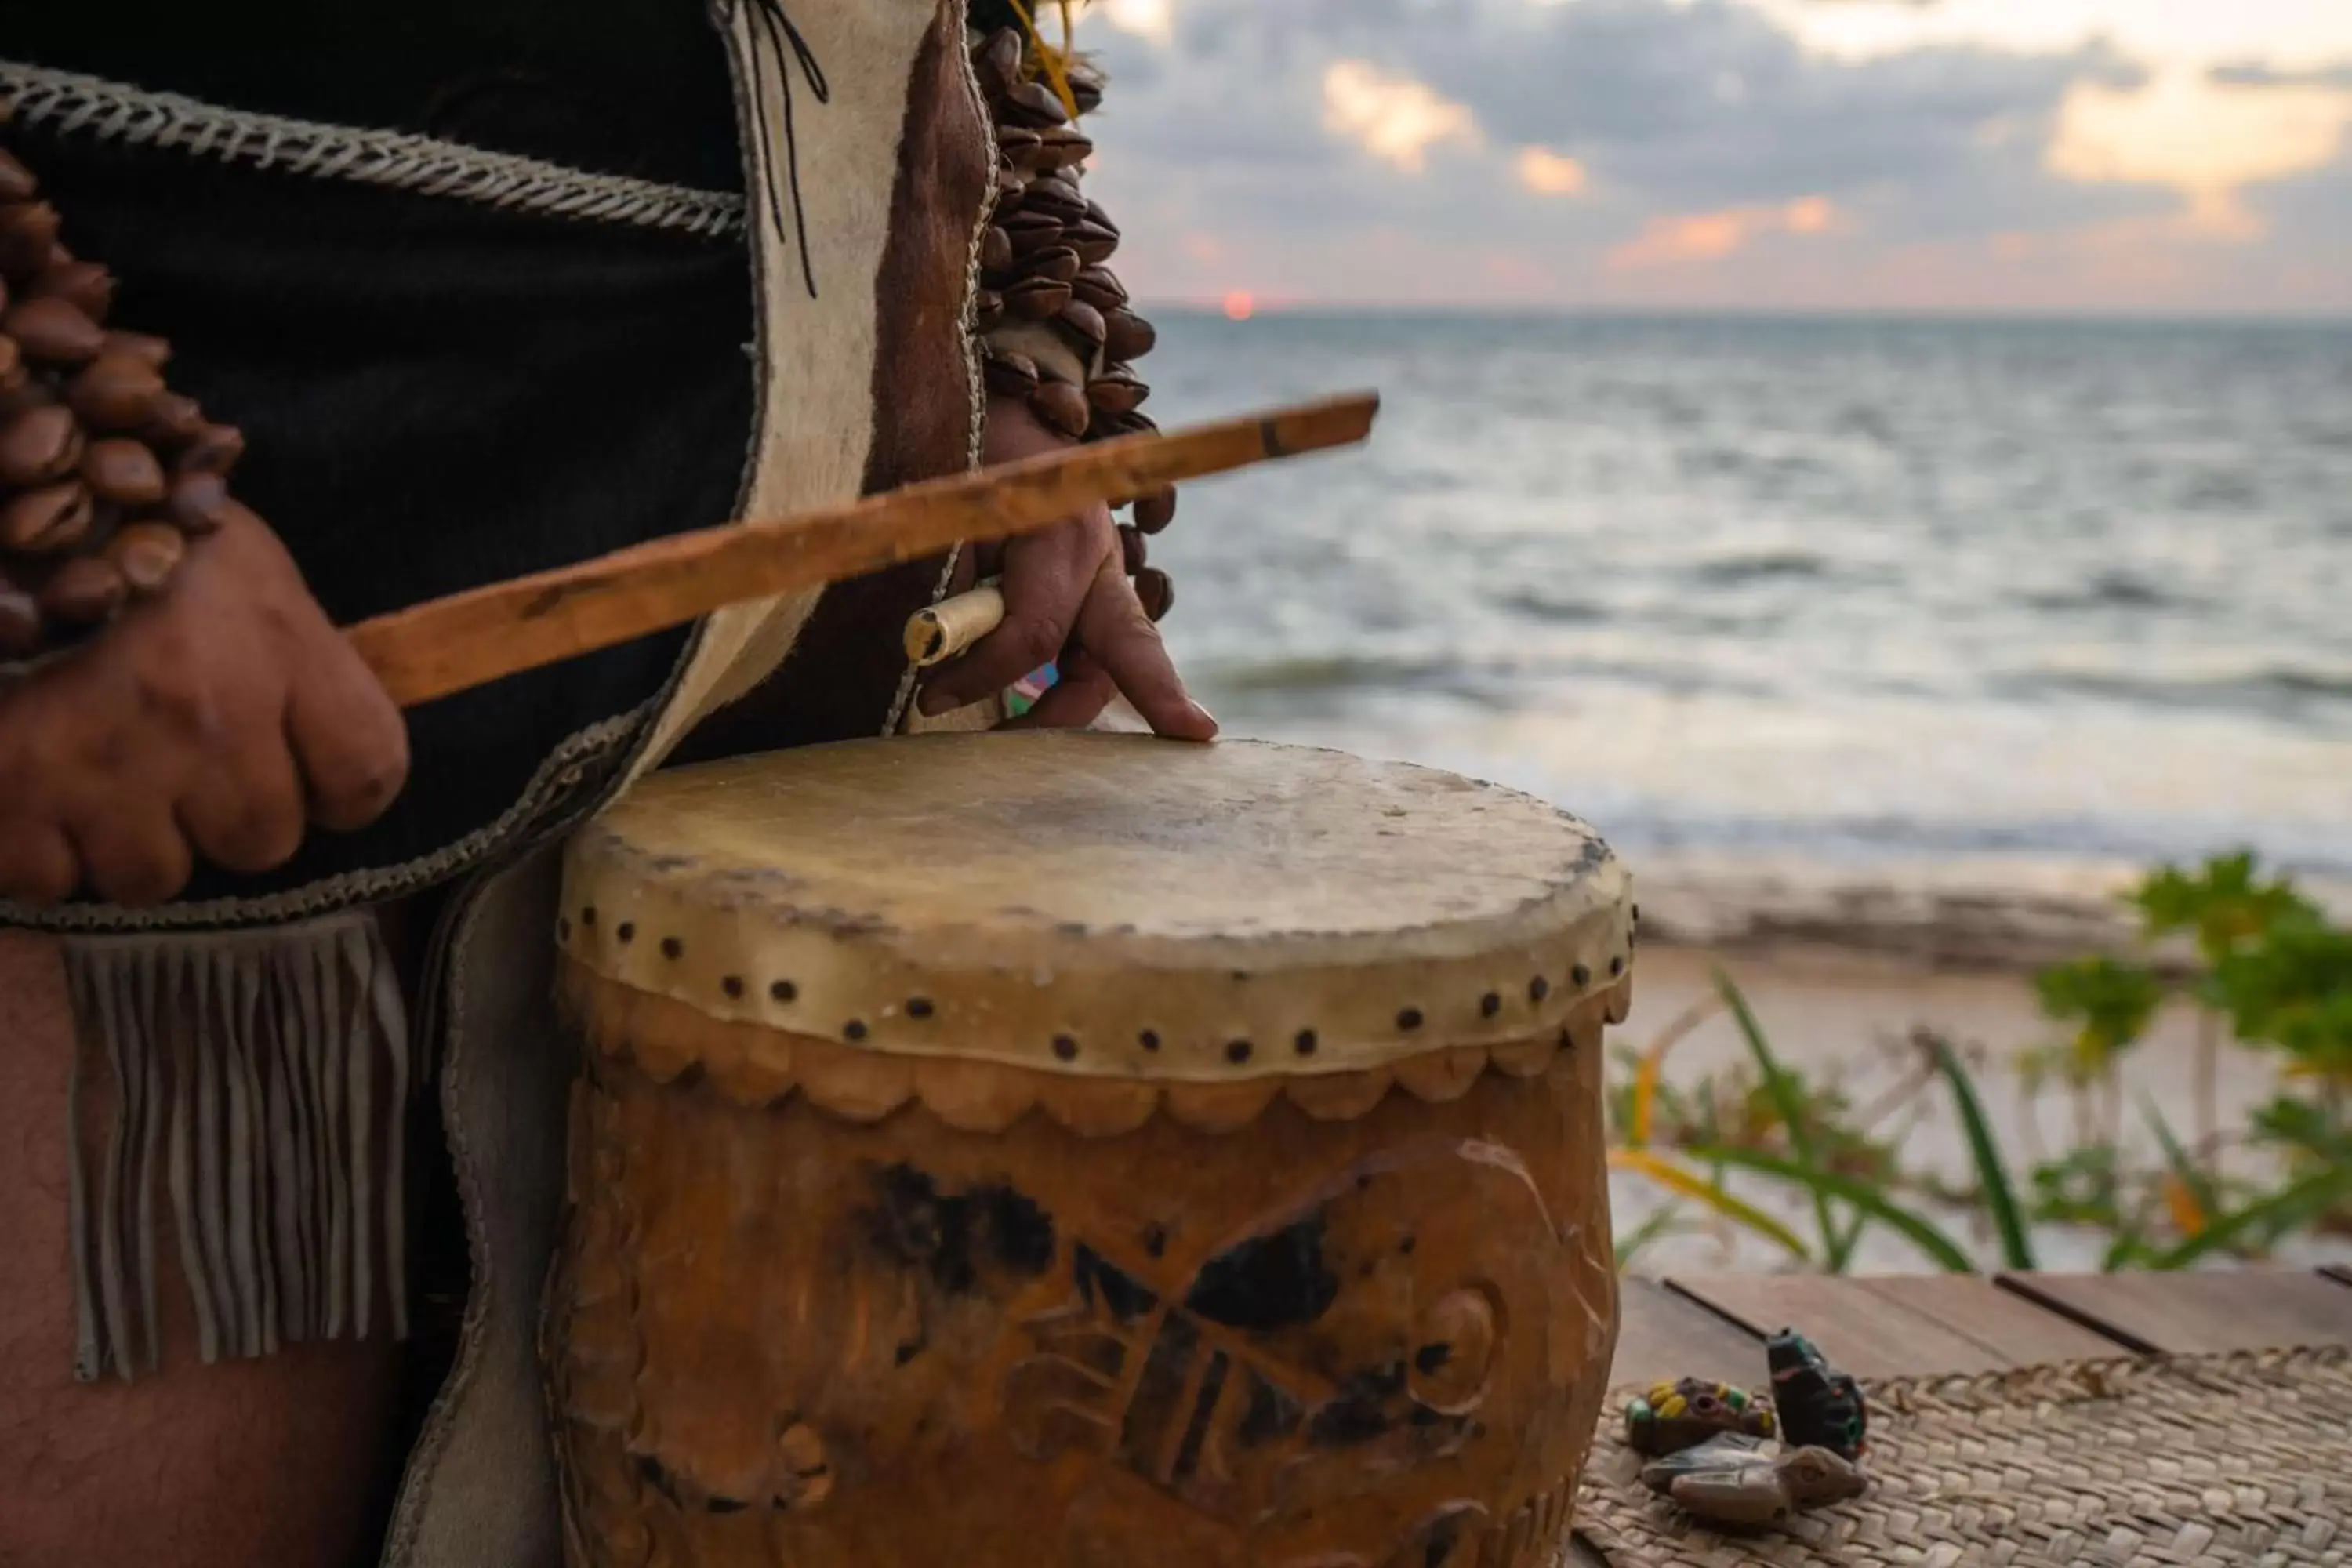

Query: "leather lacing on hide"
left=742, top=0, right=830, bottom=298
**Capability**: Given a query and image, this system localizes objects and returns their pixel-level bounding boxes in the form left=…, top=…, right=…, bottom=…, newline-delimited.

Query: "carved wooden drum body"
left=547, top=733, right=1634, bottom=1568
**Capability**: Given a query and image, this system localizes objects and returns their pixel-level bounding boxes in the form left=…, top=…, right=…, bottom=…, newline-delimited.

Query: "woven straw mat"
left=1573, top=1345, right=2352, bottom=1566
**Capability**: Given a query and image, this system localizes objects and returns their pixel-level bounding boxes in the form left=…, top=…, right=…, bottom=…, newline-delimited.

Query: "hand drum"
left=546, top=731, right=1635, bottom=1568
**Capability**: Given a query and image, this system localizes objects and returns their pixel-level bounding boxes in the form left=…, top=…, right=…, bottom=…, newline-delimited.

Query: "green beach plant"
left=1606, top=850, right=2352, bottom=1275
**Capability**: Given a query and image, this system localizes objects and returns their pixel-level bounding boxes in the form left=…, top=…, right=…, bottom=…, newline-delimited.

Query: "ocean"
left=1139, top=310, right=2352, bottom=943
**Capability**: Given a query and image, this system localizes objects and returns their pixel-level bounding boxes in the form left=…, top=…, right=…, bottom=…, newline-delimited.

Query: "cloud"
left=1320, top=60, right=1483, bottom=172
left=1071, top=0, right=2350, bottom=311
left=1609, top=196, right=1846, bottom=267
left=2209, top=60, right=2352, bottom=91
left=1515, top=147, right=1589, bottom=196
left=2050, top=67, right=2352, bottom=236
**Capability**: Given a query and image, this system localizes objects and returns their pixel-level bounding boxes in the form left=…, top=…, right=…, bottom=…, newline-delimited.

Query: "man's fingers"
left=285, top=639, right=412, bottom=833
left=0, top=820, right=78, bottom=907
left=179, top=717, right=309, bottom=876
left=1071, top=561, right=1216, bottom=742
left=918, top=513, right=1097, bottom=716
left=68, top=808, right=193, bottom=908
left=1000, top=653, right=1117, bottom=731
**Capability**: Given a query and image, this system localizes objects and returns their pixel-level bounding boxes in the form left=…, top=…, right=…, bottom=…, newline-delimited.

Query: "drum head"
left=562, top=733, right=1632, bottom=1080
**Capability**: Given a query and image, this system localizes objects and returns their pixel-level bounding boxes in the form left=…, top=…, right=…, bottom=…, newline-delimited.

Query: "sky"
left=1065, top=0, right=2352, bottom=314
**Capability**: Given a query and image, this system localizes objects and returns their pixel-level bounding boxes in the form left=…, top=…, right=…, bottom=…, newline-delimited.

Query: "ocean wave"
left=2016, top=662, right=2352, bottom=713
left=1686, top=550, right=1831, bottom=584
left=2022, top=571, right=2205, bottom=612
left=1497, top=588, right=1611, bottom=624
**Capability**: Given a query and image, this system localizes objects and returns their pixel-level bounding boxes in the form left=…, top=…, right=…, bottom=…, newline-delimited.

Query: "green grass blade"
left=2138, top=1093, right=2223, bottom=1229
left=2143, top=1164, right=2352, bottom=1270
left=1925, top=1032, right=2036, bottom=1270
left=1711, top=969, right=1851, bottom=1268
left=1609, top=1148, right=1814, bottom=1261
left=1689, top=1145, right=1977, bottom=1272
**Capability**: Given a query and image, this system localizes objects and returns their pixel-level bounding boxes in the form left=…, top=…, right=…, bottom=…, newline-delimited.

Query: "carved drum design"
left=546, top=732, right=1633, bottom=1568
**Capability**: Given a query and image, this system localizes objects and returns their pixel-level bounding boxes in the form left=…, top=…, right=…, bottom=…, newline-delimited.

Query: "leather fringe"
left=60, top=913, right=417, bottom=1381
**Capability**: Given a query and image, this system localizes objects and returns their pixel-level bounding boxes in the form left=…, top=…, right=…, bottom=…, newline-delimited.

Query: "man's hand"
left=916, top=393, right=1216, bottom=739
left=0, top=503, right=410, bottom=907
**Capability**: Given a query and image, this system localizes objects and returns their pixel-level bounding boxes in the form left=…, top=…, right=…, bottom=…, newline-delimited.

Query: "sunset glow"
left=1222, top=290, right=1256, bottom=321
left=1609, top=198, right=1846, bottom=270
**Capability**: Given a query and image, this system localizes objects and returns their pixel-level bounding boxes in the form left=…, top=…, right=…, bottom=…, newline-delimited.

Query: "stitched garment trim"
left=0, top=60, right=747, bottom=238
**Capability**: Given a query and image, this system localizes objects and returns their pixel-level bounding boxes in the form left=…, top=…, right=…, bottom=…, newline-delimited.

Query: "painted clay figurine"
left=1640, top=1433, right=1868, bottom=1530
left=1766, top=1329, right=1868, bottom=1458
left=1623, top=1377, right=1777, bottom=1457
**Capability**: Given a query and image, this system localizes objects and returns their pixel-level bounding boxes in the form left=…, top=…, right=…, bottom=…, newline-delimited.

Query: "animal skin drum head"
left=559, top=731, right=1635, bottom=1082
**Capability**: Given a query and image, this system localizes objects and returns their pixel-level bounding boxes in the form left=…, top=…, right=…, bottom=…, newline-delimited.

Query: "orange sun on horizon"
left=1221, top=289, right=1257, bottom=321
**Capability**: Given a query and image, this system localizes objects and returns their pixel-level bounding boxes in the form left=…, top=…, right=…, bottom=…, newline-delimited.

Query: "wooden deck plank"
left=1996, top=1269, right=2352, bottom=1355
left=1663, top=1272, right=2123, bottom=1377
left=1610, top=1276, right=1765, bottom=1390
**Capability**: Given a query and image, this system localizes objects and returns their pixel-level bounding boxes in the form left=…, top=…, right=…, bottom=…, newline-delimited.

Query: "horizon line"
left=1131, top=299, right=2352, bottom=326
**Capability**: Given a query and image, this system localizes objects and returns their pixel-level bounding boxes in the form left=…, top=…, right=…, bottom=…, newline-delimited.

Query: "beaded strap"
left=967, top=25, right=1175, bottom=624
left=0, top=96, right=249, bottom=673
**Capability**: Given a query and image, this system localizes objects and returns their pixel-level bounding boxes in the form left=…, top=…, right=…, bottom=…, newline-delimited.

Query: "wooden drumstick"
left=905, top=584, right=1006, bottom=667
left=344, top=392, right=1377, bottom=708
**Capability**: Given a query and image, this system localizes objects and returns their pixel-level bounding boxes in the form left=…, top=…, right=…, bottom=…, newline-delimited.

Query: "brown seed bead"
left=1083, top=198, right=1119, bottom=235
left=995, top=124, right=1043, bottom=165
left=1088, top=368, right=1149, bottom=416
left=100, top=330, right=172, bottom=369
left=1035, top=128, right=1094, bottom=171
left=1132, top=486, right=1178, bottom=534
left=39, top=554, right=126, bottom=625
left=0, top=480, right=93, bottom=553
left=140, top=390, right=206, bottom=448
left=1059, top=299, right=1107, bottom=350
left=178, top=423, right=246, bottom=477
left=1003, top=209, right=1063, bottom=256
left=0, top=201, right=62, bottom=278
left=107, top=521, right=187, bottom=596
left=0, top=580, right=41, bottom=659
left=980, top=225, right=1014, bottom=274
left=1103, top=307, right=1157, bottom=361
left=1004, top=277, right=1072, bottom=320
left=27, top=259, right=114, bottom=322
left=0, top=149, right=36, bottom=204
left=67, top=354, right=167, bottom=430
left=1072, top=265, right=1128, bottom=312
left=168, top=469, right=231, bottom=535
left=0, top=376, right=53, bottom=419
left=0, top=330, right=18, bottom=390
left=1067, top=222, right=1120, bottom=267
left=975, top=28, right=1024, bottom=99
left=981, top=348, right=1040, bottom=399
left=1065, top=63, right=1106, bottom=115
left=4, top=295, right=107, bottom=365
left=1118, top=522, right=1146, bottom=576
left=1022, top=245, right=1081, bottom=285
left=974, top=289, right=1004, bottom=333
left=84, top=437, right=168, bottom=506
left=1134, top=566, right=1174, bottom=622
left=0, top=403, right=85, bottom=486
left=1023, top=177, right=1087, bottom=226
left=1029, top=379, right=1091, bottom=441
left=993, top=164, right=1027, bottom=206
left=1000, top=81, right=1069, bottom=129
